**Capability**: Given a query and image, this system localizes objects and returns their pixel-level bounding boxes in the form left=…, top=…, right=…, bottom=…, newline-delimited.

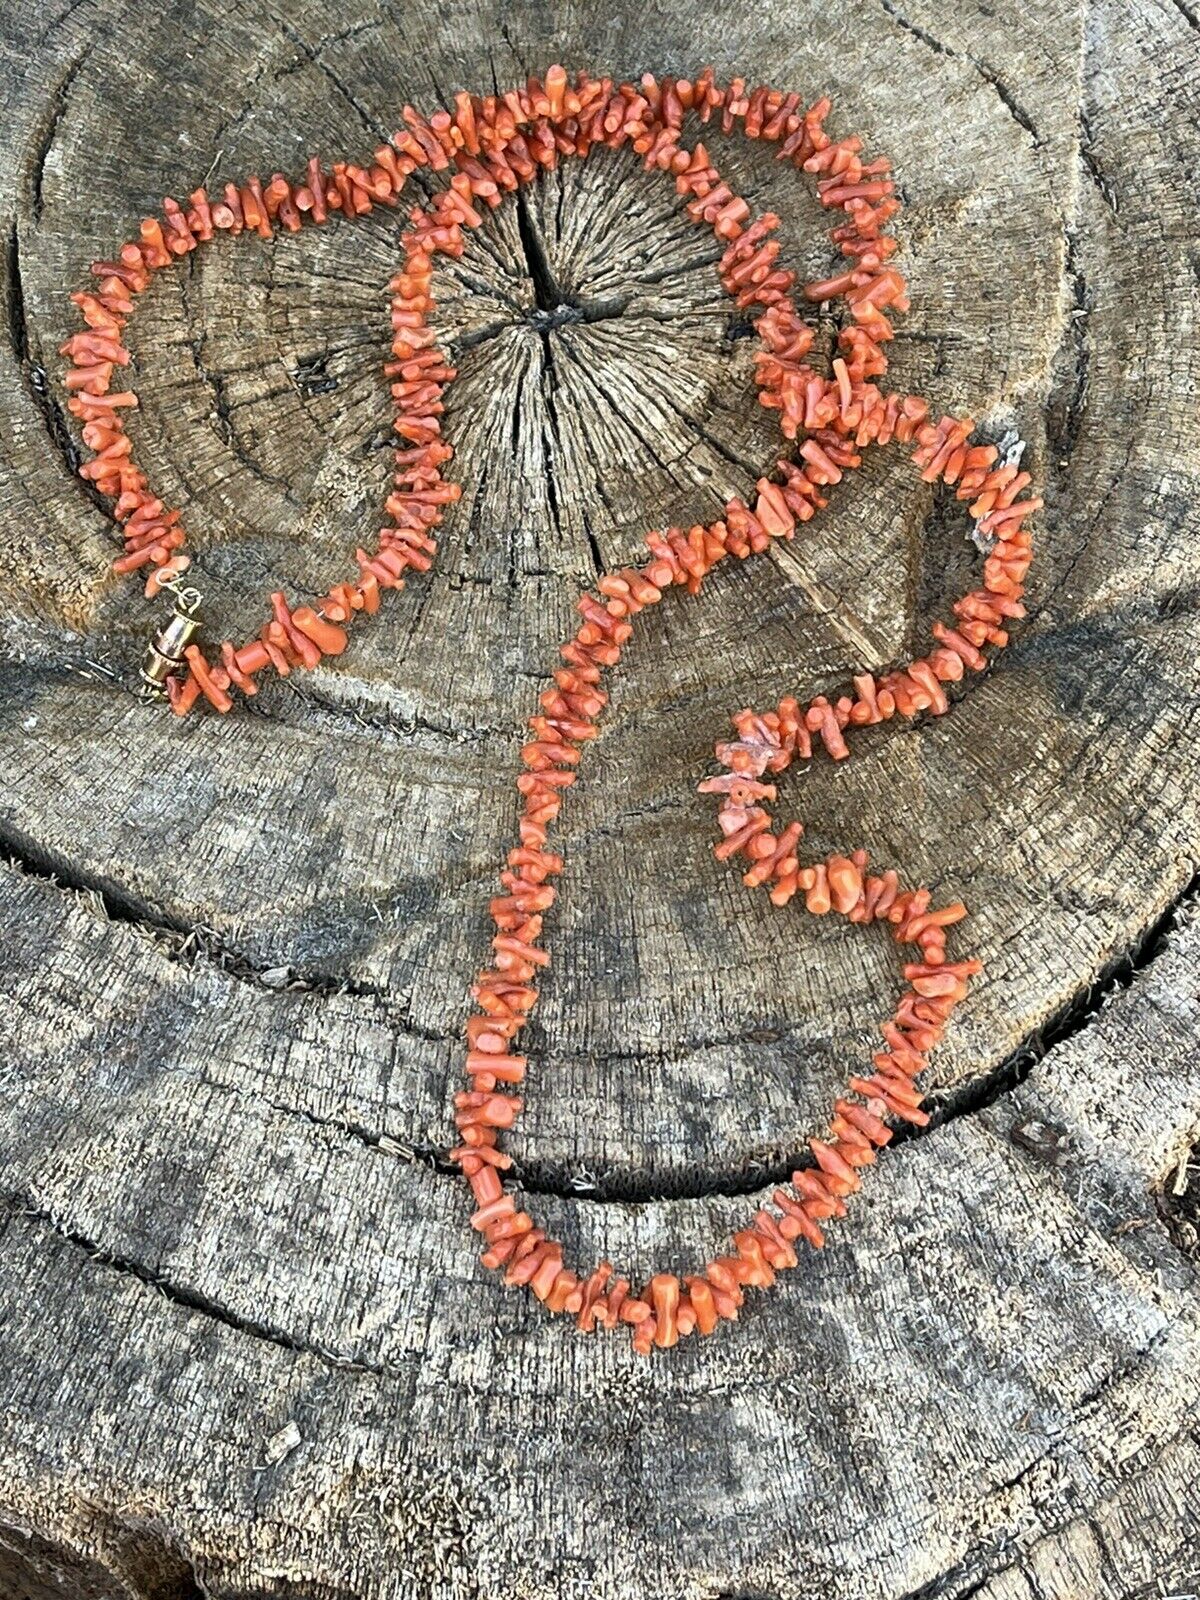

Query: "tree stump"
left=2, top=0, right=1199, bottom=1595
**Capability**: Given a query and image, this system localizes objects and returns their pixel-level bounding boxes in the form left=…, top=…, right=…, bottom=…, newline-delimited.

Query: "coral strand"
left=64, top=67, right=1037, bottom=1352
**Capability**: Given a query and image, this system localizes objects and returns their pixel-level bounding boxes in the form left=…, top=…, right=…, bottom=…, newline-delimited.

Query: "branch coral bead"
left=66, top=66, right=1037, bottom=1353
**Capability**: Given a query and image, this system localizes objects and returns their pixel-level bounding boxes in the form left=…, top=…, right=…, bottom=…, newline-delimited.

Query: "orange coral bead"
left=292, top=606, right=349, bottom=656
left=647, top=1273, right=680, bottom=1347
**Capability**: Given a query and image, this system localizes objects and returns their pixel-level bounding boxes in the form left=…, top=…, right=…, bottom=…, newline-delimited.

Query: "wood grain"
left=0, top=0, right=1198, bottom=1593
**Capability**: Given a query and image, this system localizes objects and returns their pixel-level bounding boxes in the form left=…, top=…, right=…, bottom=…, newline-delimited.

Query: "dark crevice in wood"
left=971, top=65, right=1042, bottom=149
left=250, top=673, right=514, bottom=745
left=723, top=311, right=757, bottom=344
left=0, top=1522, right=208, bottom=1600
left=0, top=821, right=424, bottom=1019
left=1007, top=192, right=1092, bottom=626
left=178, top=259, right=304, bottom=505
left=2, top=1193, right=394, bottom=1376
left=634, top=247, right=723, bottom=286
left=5, top=224, right=29, bottom=367
left=898, top=1573, right=989, bottom=1600
left=1045, top=223, right=1091, bottom=470
left=507, top=182, right=633, bottom=339
left=276, top=19, right=390, bottom=144
left=289, top=350, right=340, bottom=398
left=139, top=1547, right=209, bottom=1600
left=538, top=339, right=565, bottom=540
left=900, top=863, right=1200, bottom=1143
left=874, top=0, right=1043, bottom=147
left=450, top=314, right=521, bottom=353
left=890, top=868, right=1199, bottom=1139
left=1071, top=1321, right=1173, bottom=1417
left=1, top=637, right=528, bottom=747
left=576, top=496, right=608, bottom=581
left=1097, top=1513, right=1148, bottom=1595
left=29, top=47, right=88, bottom=222
left=940, top=857, right=1196, bottom=1094
left=5, top=224, right=110, bottom=516
left=1079, top=109, right=1120, bottom=215
left=515, top=186, right=566, bottom=314
left=654, top=381, right=763, bottom=483
left=1164, top=0, right=1200, bottom=31
left=209, top=1066, right=455, bottom=1179
left=506, top=185, right=615, bottom=570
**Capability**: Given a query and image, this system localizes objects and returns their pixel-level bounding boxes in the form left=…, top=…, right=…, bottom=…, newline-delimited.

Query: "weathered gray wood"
left=1, top=0, right=1198, bottom=1593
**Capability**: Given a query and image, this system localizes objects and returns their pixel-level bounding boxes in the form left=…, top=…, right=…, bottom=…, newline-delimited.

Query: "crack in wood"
left=874, top=0, right=1043, bottom=147
left=518, top=865, right=1200, bottom=1203
left=1078, top=108, right=1120, bottom=215
left=928, top=864, right=1200, bottom=1131
left=1165, top=0, right=1200, bottom=30
left=515, top=185, right=567, bottom=316
left=0, top=821, right=420, bottom=1018
left=177, top=258, right=305, bottom=507
left=29, top=46, right=88, bottom=222
left=276, top=19, right=391, bottom=144
left=898, top=1573, right=989, bottom=1600
left=650, top=376, right=766, bottom=484
left=5, top=224, right=109, bottom=515
left=1045, top=223, right=1092, bottom=469
left=715, top=1591, right=784, bottom=1600
left=248, top=674, right=516, bottom=746
left=1, top=1193, right=395, bottom=1377
left=0, top=1521, right=209, bottom=1600
left=768, top=542, right=890, bottom=666
left=195, top=1062, right=456, bottom=1180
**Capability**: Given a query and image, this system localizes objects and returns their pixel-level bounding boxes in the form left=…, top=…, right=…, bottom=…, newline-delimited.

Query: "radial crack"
left=515, top=187, right=566, bottom=313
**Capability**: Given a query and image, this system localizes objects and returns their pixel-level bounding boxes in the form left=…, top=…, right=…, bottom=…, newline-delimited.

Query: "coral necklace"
left=63, top=66, right=1039, bottom=1354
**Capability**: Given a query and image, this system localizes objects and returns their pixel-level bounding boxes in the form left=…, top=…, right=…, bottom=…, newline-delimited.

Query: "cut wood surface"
left=1, top=0, right=1199, bottom=1595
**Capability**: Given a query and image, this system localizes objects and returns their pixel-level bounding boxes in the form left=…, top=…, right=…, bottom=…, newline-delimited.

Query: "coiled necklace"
left=62, top=65, right=1039, bottom=1353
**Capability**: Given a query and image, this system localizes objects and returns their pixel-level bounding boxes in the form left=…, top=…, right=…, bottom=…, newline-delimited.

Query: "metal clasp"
left=139, top=576, right=205, bottom=701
